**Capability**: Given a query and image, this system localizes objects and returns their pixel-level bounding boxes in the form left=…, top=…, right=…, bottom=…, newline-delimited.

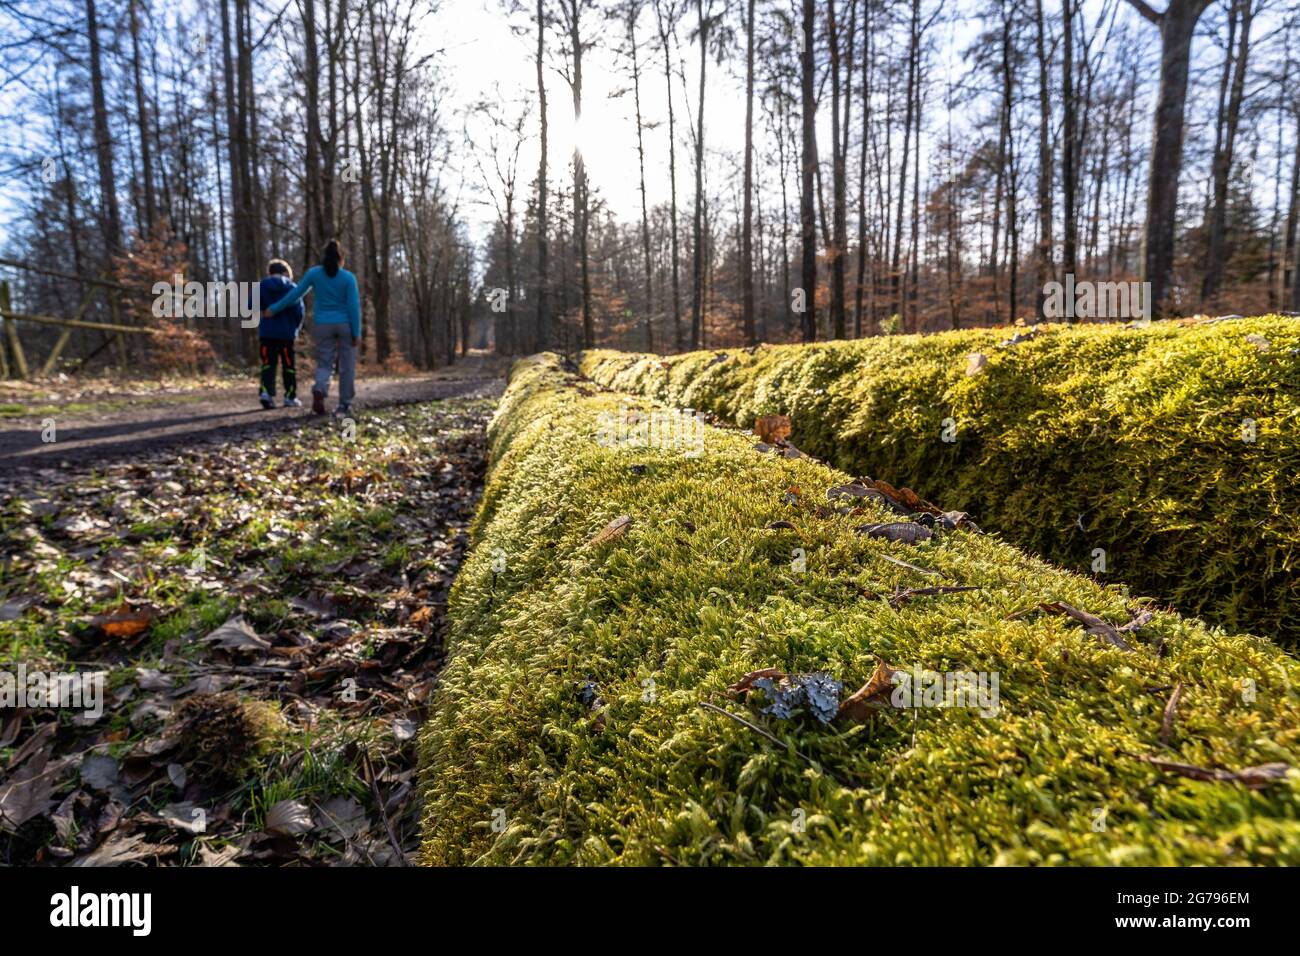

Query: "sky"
left=435, top=0, right=751, bottom=243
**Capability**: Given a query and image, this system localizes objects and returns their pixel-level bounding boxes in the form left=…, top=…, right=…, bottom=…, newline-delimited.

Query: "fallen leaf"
left=966, top=352, right=989, bottom=375
left=589, top=514, right=633, bottom=547
left=202, top=615, right=271, bottom=651
left=888, top=585, right=979, bottom=608
left=753, top=414, right=792, bottom=444
left=79, top=754, right=121, bottom=792
left=1129, top=754, right=1290, bottom=789
left=265, top=799, right=313, bottom=836
left=196, top=843, right=242, bottom=867
left=90, top=603, right=155, bottom=639
left=314, top=796, right=369, bottom=842
left=857, top=522, right=934, bottom=544
left=1039, top=602, right=1136, bottom=652
left=727, top=667, right=787, bottom=696
left=0, top=595, right=37, bottom=621
left=71, top=832, right=171, bottom=867
left=838, top=658, right=902, bottom=724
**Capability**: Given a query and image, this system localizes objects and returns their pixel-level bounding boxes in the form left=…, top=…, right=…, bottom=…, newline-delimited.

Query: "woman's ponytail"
left=322, top=239, right=343, bottom=278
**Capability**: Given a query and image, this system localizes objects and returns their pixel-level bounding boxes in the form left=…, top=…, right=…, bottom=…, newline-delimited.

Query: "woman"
left=263, top=239, right=361, bottom=416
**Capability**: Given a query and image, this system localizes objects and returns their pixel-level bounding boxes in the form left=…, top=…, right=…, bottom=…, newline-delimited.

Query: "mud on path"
left=0, top=361, right=506, bottom=866
left=0, top=353, right=510, bottom=473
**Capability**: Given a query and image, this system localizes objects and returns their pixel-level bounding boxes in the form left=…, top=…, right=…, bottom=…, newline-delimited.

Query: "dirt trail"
left=0, top=354, right=509, bottom=474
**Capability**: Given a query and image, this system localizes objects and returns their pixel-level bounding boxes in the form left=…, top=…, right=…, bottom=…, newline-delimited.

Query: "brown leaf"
left=857, top=522, right=934, bottom=544
left=589, top=514, right=633, bottom=547
left=201, top=615, right=271, bottom=651
left=1039, top=602, right=1136, bottom=652
left=888, top=585, right=979, bottom=609
left=837, top=658, right=901, bottom=724
left=727, top=668, right=787, bottom=696
left=0, top=757, right=62, bottom=831
left=265, top=799, right=314, bottom=836
left=90, top=603, right=155, bottom=639
left=1130, top=754, right=1290, bottom=790
left=753, top=414, right=792, bottom=444
left=71, top=832, right=171, bottom=867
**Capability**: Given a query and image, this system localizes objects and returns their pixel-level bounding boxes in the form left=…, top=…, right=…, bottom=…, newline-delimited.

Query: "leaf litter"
left=0, top=394, right=494, bottom=865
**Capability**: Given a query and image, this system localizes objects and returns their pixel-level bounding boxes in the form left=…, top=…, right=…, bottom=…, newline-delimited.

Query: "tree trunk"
left=1126, top=0, right=1213, bottom=313
left=536, top=0, right=551, bottom=351
left=690, top=0, right=709, bottom=350
left=128, top=0, right=156, bottom=235
left=85, top=0, right=123, bottom=255
left=1201, top=0, right=1252, bottom=306
left=799, top=0, right=817, bottom=341
left=1062, top=0, right=1078, bottom=285
left=631, top=7, right=656, bottom=352
left=1034, top=0, right=1054, bottom=320
left=741, top=0, right=756, bottom=345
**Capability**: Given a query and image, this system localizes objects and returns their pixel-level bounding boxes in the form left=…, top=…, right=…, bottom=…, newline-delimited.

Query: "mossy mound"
left=171, top=692, right=287, bottom=785
left=417, top=353, right=1300, bottom=866
left=582, top=316, right=1300, bottom=643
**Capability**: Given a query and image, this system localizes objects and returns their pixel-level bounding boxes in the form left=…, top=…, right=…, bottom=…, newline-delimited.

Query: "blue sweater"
left=256, top=275, right=304, bottom=340
left=268, top=265, right=362, bottom=339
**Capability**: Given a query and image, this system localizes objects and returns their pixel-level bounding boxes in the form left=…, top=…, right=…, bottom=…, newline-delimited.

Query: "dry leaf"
left=71, top=832, right=170, bottom=867
left=838, top=658, right=901, bottom=724
left=857, top=522, right=934, bottom=544
left=1039, top=602, right=1136, bottom=652
left=727, top=668, right=787, bottom=697
left=1130, top=754, right=1290, bottom=790
left=589, top=514, right=633, bottom=547
left=91, top=603, right=155, bottom=639
left=201, top=615, right=270, bottom=651
left=265, top=799, right=314, bottom=836
left=753, top=414, right=792, bottom=444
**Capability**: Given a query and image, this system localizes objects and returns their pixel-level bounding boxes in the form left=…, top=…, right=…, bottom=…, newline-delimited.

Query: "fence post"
left=1, top=281, right=31, bottom=380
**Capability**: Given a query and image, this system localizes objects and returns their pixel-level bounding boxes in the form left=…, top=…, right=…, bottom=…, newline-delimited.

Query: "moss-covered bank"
left=418, top=353, right=1300, bottom=866
left=582, top=316, right=1300, bottom=643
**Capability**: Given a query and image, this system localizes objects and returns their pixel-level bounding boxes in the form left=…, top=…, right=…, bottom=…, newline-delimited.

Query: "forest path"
left=0, top=354, right=510, bottom=474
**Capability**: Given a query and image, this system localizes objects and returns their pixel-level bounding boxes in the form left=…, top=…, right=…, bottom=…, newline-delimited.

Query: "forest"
left=1, top=0, right=1299, bottom=892
left=1, top=0, right=1297, bottom=373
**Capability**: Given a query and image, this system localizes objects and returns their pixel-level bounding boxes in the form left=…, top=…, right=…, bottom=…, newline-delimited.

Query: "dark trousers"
left=259, top=338, right=296, bottom=399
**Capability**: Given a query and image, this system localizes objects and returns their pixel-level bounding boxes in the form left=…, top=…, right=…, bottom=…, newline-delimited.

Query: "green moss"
left=582, top=316, right=1300, bottom=643
left=417, top=353, right=1300, bottom=866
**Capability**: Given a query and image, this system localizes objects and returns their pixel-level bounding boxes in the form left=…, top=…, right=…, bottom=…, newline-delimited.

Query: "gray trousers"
left=313, top=323, right=356, bottom=405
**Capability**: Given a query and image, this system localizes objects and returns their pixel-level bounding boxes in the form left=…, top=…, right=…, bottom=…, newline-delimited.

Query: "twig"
left=361, top=747, right=408, bottom=866
left=1160, top=681, right=1184, bottom=746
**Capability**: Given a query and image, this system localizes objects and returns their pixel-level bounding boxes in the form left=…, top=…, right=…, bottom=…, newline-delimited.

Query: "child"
left=256, top=259, right=305, bottom=408
left=262, top=240, right=361, bottom=416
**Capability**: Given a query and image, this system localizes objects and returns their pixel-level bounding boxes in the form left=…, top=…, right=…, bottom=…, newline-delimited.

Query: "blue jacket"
left=256, top=275, right=304, bottom=340
left=268, top=265, right=362, bottom=339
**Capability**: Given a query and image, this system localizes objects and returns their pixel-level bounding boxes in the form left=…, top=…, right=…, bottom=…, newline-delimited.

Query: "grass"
left=582, top=315, right=1300, bottom=644
left=417, top=352, right=1300, bottom=866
